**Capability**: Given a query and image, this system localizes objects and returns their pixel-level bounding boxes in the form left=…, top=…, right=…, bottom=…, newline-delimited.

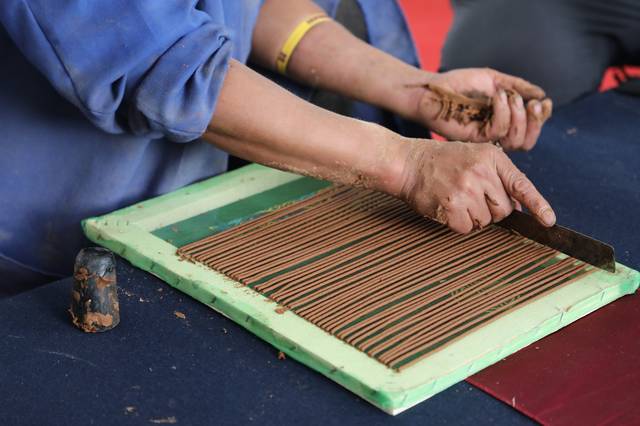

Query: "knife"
left=496, top=210, right=616, bottom=273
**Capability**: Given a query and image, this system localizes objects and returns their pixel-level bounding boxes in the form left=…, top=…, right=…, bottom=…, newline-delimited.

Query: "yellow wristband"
left=276, top=14, right=331, bottom=75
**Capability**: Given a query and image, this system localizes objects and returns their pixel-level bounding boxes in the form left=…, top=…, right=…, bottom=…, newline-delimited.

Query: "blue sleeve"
left=0, top=0, right=234, bottom=142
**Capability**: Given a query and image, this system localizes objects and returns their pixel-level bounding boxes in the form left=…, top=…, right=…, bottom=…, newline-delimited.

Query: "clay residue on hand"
left=262, top=161, right=376, bottom=191
left=411, top=83, right=494, bottom=134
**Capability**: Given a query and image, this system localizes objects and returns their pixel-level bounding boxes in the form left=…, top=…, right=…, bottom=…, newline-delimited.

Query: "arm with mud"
left=204, top=60, right=556, bottom=233
left=251, top=0, right=553, bottom=150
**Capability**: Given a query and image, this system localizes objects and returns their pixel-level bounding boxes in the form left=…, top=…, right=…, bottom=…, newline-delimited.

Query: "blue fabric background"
left=0, top=0, right=263, bottom=286
left=0, top=0, right=419, bottom=288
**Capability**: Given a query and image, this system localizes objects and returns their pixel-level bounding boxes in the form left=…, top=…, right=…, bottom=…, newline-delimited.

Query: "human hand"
left=398, top=139, right=555, bottom=233
left=411, top=68, right=553, bottom=151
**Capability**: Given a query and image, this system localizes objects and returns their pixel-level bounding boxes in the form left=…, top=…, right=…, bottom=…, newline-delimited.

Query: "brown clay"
left=417, top=83, right=493, bottom=134
left=177, top=187, right=592, bottom=370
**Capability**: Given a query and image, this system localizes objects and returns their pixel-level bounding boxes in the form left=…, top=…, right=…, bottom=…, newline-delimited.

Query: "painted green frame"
left=83, top=164, right=640, bottom=415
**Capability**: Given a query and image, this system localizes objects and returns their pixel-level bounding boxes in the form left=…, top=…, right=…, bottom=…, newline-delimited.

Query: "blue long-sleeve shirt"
left=0, top=0, right=419, bottom=290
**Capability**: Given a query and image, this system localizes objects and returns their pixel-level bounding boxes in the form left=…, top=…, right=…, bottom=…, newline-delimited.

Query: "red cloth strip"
left=468, top=294, right=640, bottom=425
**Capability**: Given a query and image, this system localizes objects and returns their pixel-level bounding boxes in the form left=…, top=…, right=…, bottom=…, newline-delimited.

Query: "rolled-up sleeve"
left=1, top=0, right=233, bottom=142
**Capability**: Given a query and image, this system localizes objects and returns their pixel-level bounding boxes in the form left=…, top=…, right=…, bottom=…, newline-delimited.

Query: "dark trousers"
left=441, top=0, right=640, bottom=106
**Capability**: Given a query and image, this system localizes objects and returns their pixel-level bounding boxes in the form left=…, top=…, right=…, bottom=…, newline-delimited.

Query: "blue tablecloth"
left=0, top=259, right=531, bottom=425
left=2, top=90, right=639, bottom=425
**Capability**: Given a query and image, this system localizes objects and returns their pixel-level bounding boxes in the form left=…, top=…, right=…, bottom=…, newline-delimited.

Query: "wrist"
left=396, top=70, right=436, bottom=123
left=346, top=121, right=404, bottom=195
left=361, top=125, right=435, bottom=199
left=395, top=138, right=434, bottom=203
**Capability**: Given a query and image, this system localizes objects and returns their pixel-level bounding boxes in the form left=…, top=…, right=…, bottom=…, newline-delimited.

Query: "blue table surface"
left=2, top=90, right=639, bottom=425
left=0, top=260, right=533, bottom=426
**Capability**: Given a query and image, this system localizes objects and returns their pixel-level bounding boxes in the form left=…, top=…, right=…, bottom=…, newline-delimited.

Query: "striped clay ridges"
left=178, top=186, right=593, bottom=370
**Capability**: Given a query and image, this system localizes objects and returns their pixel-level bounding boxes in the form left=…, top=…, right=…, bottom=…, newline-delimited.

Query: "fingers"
left=441, top=146, right=514, bottom=233
left=541, top=98, right=553, bottom=120
left=495, top=153, right=556, bottom=226
left=491, top=70, right=546, bottom=100
left=484, top=89, right=511, bottom=140
left=521, top=98, right=553, bottom=151
left=484, top=176, right=514, bottom=223
left=468, top=199, right=493, bottom=230
left=522, top=100, right=543, bottom=151
left=444, top=202, right=474, bottom=234
left=489, top=70, right=551, bottom=150
left=442, top=184, right=509, bottom=233
left=500, top=91, right=526, bottom=150
left=512, top=198, right=522, bottom=211
left=405, top=141, right=552, bottom=235
left=499, top=94, right=553, bottom=152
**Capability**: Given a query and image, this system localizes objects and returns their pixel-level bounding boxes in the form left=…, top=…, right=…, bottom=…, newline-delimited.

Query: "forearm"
left=204, top=60, right=409, bottom=195
left=251, top=0, right=428, bottom=121
left=205, top=60, right=555, bottom=233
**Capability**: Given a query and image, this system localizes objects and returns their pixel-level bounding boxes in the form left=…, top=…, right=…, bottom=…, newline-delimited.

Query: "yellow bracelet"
left=276, top=14, right=331, bottom=75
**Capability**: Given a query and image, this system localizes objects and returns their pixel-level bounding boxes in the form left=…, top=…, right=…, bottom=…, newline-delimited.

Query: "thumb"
left=495, top=153, right=556, bottom=226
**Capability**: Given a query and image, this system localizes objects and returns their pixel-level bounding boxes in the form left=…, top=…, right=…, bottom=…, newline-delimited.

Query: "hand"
left=412, top=68, right=553, bottom=151
left=399, top=139, right=556, bottom=233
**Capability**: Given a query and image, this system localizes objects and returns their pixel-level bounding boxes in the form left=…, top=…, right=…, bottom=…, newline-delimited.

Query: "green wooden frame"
left=83, top=164, right=640, bottom=415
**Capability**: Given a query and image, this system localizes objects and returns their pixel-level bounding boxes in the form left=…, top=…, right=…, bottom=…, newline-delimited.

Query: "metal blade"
left=496, top=210, right=616, bottom=273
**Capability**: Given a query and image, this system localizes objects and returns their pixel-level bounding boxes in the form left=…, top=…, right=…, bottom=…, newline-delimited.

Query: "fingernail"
left=533, top=102, right=542, bottom=116
left=500, top=90, right=508, bottom=103
left=540, top=207, right=556, bottom=226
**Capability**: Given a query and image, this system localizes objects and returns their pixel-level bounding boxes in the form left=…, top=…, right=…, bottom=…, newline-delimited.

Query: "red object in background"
left=397, top=0, right=451, bottom=141
left=468, top=294, right=640, bottom=425
left=398, top=0, right=640, bottom=89
left=398, top=0, right=453, bottom=72
left=600, top=66, right=640, bottom=91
